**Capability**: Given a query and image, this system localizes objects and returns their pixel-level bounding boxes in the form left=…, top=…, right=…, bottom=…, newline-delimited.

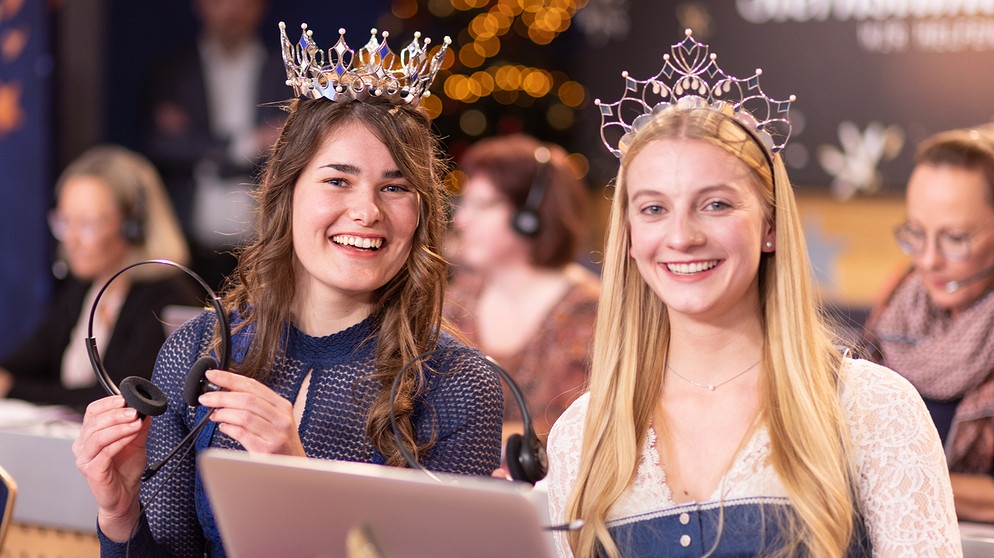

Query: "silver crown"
left=595, top=29, right=796, bottom=158
left=279, top=22, right=451, bottom=106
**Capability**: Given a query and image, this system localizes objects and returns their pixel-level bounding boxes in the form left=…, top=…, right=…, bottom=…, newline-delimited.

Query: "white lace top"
left=543, top=358, right=961, bottom=557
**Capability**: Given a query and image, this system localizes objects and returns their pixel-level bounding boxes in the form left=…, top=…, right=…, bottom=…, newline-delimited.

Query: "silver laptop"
left=198, top=449, right=556, bottom=558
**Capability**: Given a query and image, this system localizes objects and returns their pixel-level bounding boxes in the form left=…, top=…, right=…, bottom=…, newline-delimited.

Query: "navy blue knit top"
left=99, top=310, right=504, bottom=557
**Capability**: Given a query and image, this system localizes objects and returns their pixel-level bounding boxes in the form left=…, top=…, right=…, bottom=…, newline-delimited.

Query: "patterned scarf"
left=869, top=270, right=994, bottom=472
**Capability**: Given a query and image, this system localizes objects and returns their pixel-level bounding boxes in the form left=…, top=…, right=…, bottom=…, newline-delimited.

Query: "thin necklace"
left=666, top=359, right=761, bottom=392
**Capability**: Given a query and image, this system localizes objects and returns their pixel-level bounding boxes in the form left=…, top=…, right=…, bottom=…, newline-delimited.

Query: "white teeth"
left=332, top=235, right=383, bottom=250
left=667, top=260, right=718, bottom=275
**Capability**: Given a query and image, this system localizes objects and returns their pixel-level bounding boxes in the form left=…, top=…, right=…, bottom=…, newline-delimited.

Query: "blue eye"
left=705, top=200, right=731, bottom=211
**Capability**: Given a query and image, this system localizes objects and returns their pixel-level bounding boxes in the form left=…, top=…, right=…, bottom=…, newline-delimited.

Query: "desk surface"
left=0, top=399, right=96, bottom=531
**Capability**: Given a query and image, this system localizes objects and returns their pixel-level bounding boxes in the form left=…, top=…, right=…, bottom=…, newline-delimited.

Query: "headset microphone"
left=944, top=261, right=994, bottom=292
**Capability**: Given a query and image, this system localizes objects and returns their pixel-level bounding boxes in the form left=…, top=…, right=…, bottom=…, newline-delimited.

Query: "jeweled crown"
left=279, top=22, right=451, bottom=106
left=595, top=29, right=796, bottom=158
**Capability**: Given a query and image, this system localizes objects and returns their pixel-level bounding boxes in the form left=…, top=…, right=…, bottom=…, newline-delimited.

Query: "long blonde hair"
left=566, top=107, right=855, bottom=557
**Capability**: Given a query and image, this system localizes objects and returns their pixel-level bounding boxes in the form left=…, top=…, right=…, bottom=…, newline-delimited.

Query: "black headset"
left=86, top=259, right=231, bottom=479
left=510, top=145, right=552, bottom=237
left=120, top=184, right=148, bottom=245
left=390, top=350, right=548, bottom=485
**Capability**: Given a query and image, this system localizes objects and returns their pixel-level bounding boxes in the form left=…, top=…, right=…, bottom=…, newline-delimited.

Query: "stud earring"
left=765, top=241, right=774, bottom=249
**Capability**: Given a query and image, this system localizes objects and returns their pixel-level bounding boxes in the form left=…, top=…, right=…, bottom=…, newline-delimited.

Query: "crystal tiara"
left=594, top=29, right=796, bottom=159
left=279, top=22, right=451, bottom=106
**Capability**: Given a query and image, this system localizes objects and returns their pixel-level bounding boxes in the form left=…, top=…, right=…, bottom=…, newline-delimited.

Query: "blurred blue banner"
left=0, top=2, right=53, bottom=358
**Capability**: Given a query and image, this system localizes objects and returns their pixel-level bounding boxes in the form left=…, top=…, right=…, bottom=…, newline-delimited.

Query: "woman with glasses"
left=0, top=145, right=199, bottom=412
left=864, top=125, right=994, bottom=522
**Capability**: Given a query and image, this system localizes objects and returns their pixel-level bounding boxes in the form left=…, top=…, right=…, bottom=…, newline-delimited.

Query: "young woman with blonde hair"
left=544, top=32, right=959, bottom=557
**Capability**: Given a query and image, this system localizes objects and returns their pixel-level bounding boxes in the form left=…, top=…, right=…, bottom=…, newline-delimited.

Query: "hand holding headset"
left=86, top=259, right=232, bottom=479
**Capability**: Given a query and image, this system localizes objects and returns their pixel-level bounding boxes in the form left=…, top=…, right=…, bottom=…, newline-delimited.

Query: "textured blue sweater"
left=99, top=311, right=504, bottom=557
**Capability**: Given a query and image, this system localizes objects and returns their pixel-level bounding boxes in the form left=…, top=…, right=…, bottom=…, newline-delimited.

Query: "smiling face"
left=905, top=163, right=994, bottom=314
left=625, top=137, right=774, bottom=324
left=291, top=121, right=421, bottom=309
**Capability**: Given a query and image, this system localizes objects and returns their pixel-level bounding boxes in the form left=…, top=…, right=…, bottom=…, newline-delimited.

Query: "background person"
left=445, top=134, right=600, bottom=440
left=0, top=145, right=199, bottom=412
left=863, top=125, right=994, bottom=522
left=73, top=22, right=504, bottom=556
left=142, top=0, right=286, bottom=290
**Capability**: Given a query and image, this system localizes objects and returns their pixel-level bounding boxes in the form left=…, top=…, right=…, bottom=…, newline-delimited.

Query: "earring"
left=765, top=241, right=774, bottom=249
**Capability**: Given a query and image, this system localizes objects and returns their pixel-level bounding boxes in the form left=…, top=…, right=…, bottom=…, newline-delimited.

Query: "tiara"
left=594, top=29, right=795, bottom=158
left=279, top=22, right=451, bottom=106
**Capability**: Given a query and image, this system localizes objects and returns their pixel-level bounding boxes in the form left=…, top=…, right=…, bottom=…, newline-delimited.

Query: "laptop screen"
left=198, top=449, right=556, bottom=558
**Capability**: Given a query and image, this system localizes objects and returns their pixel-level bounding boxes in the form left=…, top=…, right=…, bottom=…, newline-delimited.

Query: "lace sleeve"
left=842, top=358, right=962, bottom=557
left=542, top=393, right=589, bottom=558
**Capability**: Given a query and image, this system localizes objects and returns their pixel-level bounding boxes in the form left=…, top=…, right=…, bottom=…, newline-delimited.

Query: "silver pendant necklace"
left=666, top=360, right=761, bottom=392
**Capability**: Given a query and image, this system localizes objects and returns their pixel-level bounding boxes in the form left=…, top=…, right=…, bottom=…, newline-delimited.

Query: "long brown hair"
left=218, top=97, right=451, bottom=466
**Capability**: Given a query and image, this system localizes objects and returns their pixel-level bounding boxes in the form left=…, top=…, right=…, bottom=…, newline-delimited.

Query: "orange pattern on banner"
left=0, top=0, right=26, bottom=22
left=0, top=81, right=25, bottom=137
left=2, top=27, right=28, bottom=62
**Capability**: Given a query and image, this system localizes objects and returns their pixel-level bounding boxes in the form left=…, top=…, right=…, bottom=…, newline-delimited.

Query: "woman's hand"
left=197, top=369, right=306, bottom=457
left=72, top=395, right=150, bottom=542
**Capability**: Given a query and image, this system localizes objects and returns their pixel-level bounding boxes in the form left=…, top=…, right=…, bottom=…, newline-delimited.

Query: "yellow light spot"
left=494, top=0, right=519, bottom=18
left=460, top=109, right=488, bottom=136
left=471, top=71, right=495, bottom=96
left=546, top=102, right=574, bottom=130
left=521, top=68, right=552, bottom=97
left=391, top=0, right=419, bottom=19
left=528, top=27, right=556, bottom=45
left=477, top=36, right=500, bottom=58
left=558, top=81, right=586, bottom=107
left=459, top=45, right=485, bottom=68
left=444, top=74, right=467, bottom=101
left=421, top=94, right=443, bottom=119
left=566, top=153, right=589, bottom=180
left=428, top=0, right=454, bottom=16
left=521, top=0, right=543, bottom=13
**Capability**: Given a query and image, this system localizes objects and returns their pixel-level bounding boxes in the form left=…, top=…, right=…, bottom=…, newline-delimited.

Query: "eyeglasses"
left=48, top=212, right=118, bottom=243
left=893, top=221, right=993, bottom=262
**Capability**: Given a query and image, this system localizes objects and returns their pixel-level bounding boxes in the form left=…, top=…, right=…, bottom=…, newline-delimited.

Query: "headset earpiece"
left=184, top=356, right=223, bottom=407
left=389, top=352, right=548, bottom=485
left=504, top=430, right=548, bottom=485
left=121, top=183, right=147, bottom=244
left=121, top=218, right=145, bottom=244
left=119, top=376, right=169, bottom=418
left=511, top=145, right=552, bottom=237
